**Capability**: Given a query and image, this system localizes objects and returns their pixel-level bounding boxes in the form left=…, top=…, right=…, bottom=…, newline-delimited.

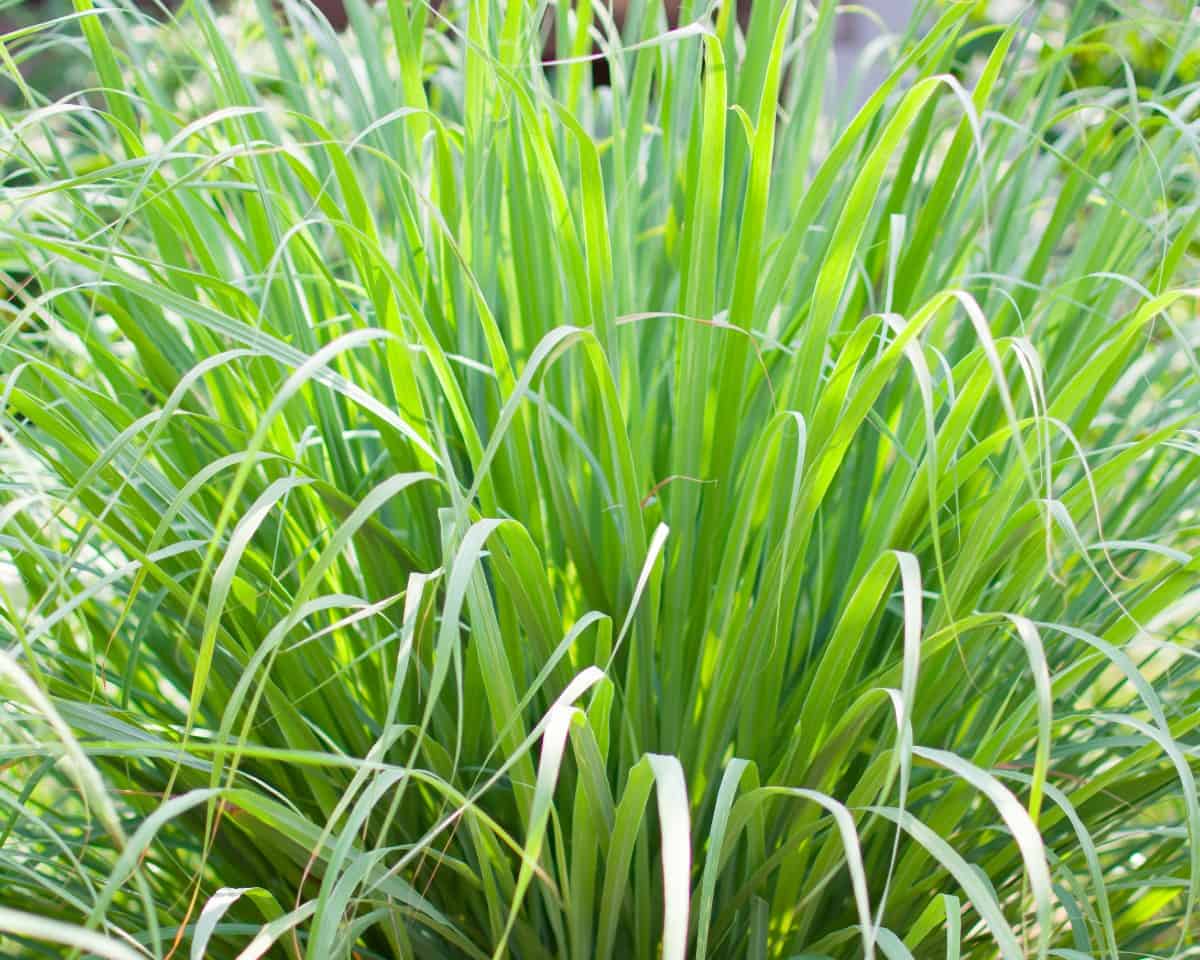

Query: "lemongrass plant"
left=1, top=0, right=1199, bottom=956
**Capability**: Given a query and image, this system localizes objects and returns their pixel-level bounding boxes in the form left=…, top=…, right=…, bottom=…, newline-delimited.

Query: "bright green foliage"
left=1, top=0, right=1199, bottom=957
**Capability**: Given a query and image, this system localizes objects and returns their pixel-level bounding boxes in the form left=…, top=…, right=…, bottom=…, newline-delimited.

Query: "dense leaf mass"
left=1, top=1, right=1199, bottom=957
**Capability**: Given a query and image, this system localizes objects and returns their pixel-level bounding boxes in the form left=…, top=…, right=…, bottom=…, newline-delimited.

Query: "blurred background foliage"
left=950, top=1, right=1199, bottom=91
left=0, top=0, right=90, bottom=104
left=4, top=1, right=1197, bottom=109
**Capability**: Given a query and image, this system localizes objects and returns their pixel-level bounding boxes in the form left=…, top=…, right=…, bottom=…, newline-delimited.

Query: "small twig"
left=640, top=474, right=716, bottom=508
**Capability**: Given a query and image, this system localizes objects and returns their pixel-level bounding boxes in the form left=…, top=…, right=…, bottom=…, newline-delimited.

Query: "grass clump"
left=1, top=0, right=1199, bottom=956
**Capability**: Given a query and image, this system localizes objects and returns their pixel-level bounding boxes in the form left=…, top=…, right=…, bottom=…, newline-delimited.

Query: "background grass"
left=1, top=0, right=1200, bottom=957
